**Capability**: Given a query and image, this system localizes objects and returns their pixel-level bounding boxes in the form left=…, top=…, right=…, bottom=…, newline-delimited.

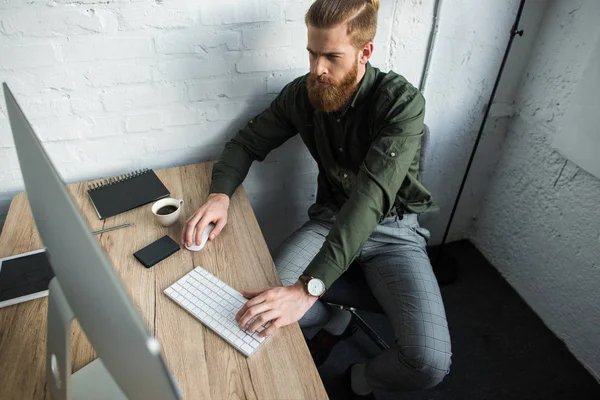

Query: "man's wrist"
left=208, top=192, right=230, bottom=206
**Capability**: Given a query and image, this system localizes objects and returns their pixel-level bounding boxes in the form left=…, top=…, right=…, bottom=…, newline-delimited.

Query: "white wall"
left=419, top=0, right=543, bottom=243
left=552, top=36, right=600, bottom=179
left=472, top=0, right=600, bottom=379
left=0, top=0, right=522, bottom=249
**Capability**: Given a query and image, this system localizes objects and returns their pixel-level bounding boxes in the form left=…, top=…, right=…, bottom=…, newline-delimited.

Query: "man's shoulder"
left=368, top=67, right=425, bottom=125
left=280, top=73, right=309, bottom=98
left=374, top=68, right=423, bottom=105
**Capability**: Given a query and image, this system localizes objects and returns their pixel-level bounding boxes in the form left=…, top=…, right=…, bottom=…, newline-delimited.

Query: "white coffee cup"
left=151, top=198, right=184, bottom=227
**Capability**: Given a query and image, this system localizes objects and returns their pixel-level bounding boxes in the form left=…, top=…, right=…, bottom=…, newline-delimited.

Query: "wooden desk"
left=0, top=162, right=327, bottom=400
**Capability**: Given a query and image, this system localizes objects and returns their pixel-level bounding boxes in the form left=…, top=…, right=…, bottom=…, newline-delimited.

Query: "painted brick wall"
left=0, top=0, right=523, bottom=251
left=0, top=0, right=406, bottom=247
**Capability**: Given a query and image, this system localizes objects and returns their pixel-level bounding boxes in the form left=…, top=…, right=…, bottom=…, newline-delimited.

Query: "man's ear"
left=359, top=42, right=374, bottom=64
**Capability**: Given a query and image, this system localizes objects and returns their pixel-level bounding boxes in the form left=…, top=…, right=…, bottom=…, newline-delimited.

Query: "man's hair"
left=305, top=0, right=380, bottom=49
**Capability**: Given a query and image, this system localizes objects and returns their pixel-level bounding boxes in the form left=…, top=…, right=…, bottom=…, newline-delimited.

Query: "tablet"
left=0, top=249, right=54, bottom=309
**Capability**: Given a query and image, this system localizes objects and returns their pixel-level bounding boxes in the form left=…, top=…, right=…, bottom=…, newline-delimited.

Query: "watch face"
left=307, top=278, right=325, bottom=296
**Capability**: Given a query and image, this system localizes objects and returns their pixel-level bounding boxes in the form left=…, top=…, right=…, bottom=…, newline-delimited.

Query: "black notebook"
left=87, top=169, right=170, bottom=219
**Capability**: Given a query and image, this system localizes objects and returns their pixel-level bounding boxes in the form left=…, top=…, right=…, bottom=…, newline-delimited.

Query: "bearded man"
left=181, top=0, right=452, bottom=397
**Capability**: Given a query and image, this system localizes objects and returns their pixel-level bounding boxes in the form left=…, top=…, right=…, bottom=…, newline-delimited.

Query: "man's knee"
left=396, top=343, right=452, bottom=390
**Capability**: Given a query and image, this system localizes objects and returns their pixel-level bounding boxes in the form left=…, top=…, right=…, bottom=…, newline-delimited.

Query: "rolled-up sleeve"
left=210, top=81, right=299, bottom=197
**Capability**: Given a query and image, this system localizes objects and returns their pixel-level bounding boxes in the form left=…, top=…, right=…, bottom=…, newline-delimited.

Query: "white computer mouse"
left=185, top=223, right=215, bottom=251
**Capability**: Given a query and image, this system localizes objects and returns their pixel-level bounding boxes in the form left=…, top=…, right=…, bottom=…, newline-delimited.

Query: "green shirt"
left=209, top=63, right=432, bottom=288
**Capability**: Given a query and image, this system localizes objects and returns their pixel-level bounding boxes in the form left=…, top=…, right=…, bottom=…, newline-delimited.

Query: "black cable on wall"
left=434, top=0, right=527, bottom=274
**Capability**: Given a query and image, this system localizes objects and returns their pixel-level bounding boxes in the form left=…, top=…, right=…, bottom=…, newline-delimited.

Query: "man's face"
left=307, top=24, right=361, bottom=113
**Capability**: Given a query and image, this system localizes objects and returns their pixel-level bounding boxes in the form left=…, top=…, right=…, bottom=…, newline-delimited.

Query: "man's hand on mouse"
left=235, top=281, right=319, bottom=337
left=181, top=193, right=230, bottom=247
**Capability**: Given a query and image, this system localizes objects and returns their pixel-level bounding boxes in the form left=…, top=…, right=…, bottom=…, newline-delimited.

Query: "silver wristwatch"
left=299, top=274, right=326, bottom=297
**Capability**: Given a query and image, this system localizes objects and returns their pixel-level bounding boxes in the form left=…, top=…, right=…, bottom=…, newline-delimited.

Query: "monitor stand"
left=46, top=278, right=127, bottom=400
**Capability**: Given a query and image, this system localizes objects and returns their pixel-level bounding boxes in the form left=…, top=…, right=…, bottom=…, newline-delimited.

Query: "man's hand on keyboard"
left=235, top=281, right=319, bottom=337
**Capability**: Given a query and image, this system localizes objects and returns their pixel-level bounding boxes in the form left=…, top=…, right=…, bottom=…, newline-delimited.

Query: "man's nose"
left=312, top=57, right=327, bottom=77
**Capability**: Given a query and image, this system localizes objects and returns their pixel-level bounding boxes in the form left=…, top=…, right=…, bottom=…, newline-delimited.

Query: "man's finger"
left=182, top=209, right=204, bottom=245
left=181, top=217, right=192, bottom=245
left=235, top=289, right=269, bottom=322
left=247, top=310, right=278, bottom=333
left=238, top=302, right=272, bottom=329
left=260, top=321, right=279, bottom=337
left=210, top=217, right=227, bottom=240
left=194, top=215, right=213, bottom=246
left=242, top=287, right=270, bottom=300
left=235, top=303, right=248, bottom=322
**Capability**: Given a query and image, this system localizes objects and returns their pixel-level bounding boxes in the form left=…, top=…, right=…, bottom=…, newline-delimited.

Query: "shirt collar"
left=339, top=62, right=377, bottom=117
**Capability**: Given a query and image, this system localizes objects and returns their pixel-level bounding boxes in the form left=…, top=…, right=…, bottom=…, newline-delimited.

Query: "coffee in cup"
left=152, top=198, right=184, bottom=227
left=156, top=205, right=178, bottom=215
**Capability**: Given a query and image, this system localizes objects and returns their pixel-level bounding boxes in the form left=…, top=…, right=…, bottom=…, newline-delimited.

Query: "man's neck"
left=355, top=63, right=367, bottom=87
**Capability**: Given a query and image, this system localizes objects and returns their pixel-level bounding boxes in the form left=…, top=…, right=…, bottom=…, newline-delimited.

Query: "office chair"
left=321, top=124, right=433, bottom=350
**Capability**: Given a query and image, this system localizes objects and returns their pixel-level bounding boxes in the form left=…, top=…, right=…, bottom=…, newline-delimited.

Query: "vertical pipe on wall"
left=419, top=0, right=443, bottom=92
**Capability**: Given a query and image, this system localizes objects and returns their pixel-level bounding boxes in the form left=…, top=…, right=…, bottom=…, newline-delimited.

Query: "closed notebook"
left=87, top=169, right=170, bottom=220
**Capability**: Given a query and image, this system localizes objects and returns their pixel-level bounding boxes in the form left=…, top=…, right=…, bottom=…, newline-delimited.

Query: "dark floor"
left=317, top=240, right=600, bottom=400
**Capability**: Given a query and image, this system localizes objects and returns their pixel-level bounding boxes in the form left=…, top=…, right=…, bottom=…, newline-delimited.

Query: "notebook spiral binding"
left=87, top=169, right=150, bottom=192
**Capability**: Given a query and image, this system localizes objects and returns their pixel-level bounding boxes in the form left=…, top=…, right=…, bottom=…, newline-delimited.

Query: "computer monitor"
left=3, top=83, right=181, bottom=400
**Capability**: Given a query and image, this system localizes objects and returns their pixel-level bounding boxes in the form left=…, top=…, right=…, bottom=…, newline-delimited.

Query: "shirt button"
left=338, top=147, right=343, bottom=152
left=337, top=118, right=341, bottom=122
left=390, top=152, right=396, bottom=157
left=343, top=173, right=348, bottom=178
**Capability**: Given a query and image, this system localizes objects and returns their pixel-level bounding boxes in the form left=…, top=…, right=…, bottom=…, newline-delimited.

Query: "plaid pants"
left=274, top=212, right=452, bottom=391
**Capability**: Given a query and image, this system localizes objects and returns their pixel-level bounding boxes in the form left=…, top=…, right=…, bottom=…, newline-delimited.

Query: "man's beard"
left=307, top=63, right=359, bottom=113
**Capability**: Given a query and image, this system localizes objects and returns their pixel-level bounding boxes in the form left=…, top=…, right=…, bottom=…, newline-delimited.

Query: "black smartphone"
left=133, top=235, right=180, bottom=268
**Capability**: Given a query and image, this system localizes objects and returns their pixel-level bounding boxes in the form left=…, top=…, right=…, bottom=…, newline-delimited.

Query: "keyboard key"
left=252, top=331, right=265, bottom=341
left=241, top=343, right=253, bottom=354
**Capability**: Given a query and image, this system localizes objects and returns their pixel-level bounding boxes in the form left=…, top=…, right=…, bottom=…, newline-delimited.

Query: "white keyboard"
left=164, top=266, right=270, bottom=357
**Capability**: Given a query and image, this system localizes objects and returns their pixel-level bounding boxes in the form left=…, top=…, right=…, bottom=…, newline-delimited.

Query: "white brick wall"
left=0, top=1, right=326, bottom=242
left=2, top=7, right=104, bottom=37
left=0, top=0, right=520, bottom=254
left=0, top=0, right=336, bottom=248
left=243, top=26, right=292, bottom=49
left=200, top=2, right=281, bottom=25
left=0, top=44, right=58, bottom=69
